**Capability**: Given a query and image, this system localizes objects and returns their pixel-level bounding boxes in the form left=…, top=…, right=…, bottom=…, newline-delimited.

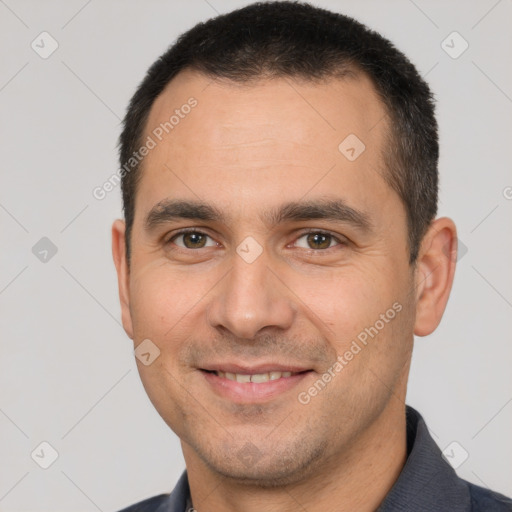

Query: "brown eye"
left=171, top=231, right=216, bottom=249
left=307, top=233, right=332, bottom=249
left=294, top=231, right=343, bottom=250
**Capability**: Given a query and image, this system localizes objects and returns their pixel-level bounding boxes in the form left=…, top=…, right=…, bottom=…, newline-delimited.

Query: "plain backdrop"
left=1, top=0, right=511, bottom=510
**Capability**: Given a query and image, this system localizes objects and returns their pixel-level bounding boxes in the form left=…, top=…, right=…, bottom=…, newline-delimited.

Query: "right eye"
left=167, top=230, right=218, bottom=250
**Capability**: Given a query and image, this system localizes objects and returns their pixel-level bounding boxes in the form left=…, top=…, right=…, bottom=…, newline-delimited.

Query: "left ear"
left=413, top=217, right=458, bottom=337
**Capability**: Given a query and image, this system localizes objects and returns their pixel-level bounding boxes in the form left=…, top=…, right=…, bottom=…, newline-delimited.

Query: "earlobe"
left=413, top=217, right=458, bottom=337
left=112, top=219, right=134, bottom=340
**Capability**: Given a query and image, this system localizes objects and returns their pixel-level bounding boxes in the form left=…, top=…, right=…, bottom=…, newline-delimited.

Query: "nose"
left=206, top=251, right=296, bottom=339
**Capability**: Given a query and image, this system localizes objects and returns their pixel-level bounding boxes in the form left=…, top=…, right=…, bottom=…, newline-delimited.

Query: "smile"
left=212, top=370, right=296, bottom=382
left=200, top=368, right=313, bottom=402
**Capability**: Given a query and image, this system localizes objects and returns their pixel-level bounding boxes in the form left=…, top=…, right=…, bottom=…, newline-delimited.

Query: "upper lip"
left=199, top=363, right=312, bottom=374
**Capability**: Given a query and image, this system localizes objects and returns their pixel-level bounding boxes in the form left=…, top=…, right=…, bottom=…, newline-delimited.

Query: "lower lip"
left=201, top=370, right=313, bottom=403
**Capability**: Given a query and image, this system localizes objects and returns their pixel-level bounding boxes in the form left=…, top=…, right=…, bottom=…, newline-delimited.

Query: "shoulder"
left=467, top=481, right=512, bottom=511
left=116, top=493, right=170, bottom=512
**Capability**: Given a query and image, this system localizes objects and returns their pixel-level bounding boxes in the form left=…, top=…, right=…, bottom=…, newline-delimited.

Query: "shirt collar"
left=377, top=405, right=471, bottom=511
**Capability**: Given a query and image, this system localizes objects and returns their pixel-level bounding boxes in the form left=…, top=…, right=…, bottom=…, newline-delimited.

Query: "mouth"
left=202, top=369, right=305, bottom=383
left=199, top=365, right=313, bottom=402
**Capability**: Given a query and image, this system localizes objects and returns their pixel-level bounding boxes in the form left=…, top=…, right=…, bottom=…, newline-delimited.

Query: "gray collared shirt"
left=117, top=406, right=512, bottom=511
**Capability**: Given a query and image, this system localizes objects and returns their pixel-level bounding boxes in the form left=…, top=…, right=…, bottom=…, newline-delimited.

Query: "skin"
left=112, top=68, right=457, bottom=512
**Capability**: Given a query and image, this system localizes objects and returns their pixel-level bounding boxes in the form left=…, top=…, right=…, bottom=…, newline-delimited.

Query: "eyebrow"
left=144, top=198, right=373, bottom=233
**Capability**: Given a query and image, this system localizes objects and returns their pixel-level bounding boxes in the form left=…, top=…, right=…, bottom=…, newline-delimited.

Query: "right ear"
left=112, top=219, right=134, bottom=339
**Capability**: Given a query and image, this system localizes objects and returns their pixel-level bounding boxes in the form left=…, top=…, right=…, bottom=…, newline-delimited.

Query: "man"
left=112, top=2, right=512, bottom=511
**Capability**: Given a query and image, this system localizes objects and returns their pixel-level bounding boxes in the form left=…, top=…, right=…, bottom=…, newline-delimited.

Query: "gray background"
left=1, top=0, right=511, bottom=510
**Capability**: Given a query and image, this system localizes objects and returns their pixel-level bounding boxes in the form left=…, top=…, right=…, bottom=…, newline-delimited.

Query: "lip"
left=200, top=368, right=313, bottom=403
left=199, top=362, right=311, bottom=374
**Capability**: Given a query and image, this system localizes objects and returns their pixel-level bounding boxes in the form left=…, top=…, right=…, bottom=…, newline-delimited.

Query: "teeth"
left=250, top=373, right=270, bottom=383
left=214, top=370, right=293, bottom=382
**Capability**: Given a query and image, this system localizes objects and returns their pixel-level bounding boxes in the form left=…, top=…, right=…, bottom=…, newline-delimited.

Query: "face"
left=114, top=69, right=421, bottom=486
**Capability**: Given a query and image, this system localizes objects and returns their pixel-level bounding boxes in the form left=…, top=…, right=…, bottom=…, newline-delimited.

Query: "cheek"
left=295, top=265, right=411, bottom=385
left=128, top=268, right=204, bottom=342
left=287, top=266, right=397, bottom=338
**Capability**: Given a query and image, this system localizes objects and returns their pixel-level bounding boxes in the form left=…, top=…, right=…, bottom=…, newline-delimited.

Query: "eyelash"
left=165, top=228, right=347, bottom=252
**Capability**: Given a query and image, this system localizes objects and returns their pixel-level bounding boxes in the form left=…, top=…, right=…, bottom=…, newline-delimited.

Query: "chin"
left=198, top=439, right=328, bottom=488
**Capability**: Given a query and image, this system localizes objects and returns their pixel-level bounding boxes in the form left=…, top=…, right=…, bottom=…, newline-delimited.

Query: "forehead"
left=136, top=68, right=394, bottom=221
left=145, top=68, right=387, bottom=152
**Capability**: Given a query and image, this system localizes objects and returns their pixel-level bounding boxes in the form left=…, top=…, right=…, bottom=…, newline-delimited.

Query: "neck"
left=183, top=400, right=407, bottom=512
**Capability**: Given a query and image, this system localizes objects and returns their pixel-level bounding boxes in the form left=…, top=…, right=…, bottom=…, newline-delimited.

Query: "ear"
left=413, top=217, right=458, bottom=337
left=112, top=219, right=134, bottom=340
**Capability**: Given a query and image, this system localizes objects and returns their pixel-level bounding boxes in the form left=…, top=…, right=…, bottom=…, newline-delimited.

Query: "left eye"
left=294, top=232, right=343, bottom=250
